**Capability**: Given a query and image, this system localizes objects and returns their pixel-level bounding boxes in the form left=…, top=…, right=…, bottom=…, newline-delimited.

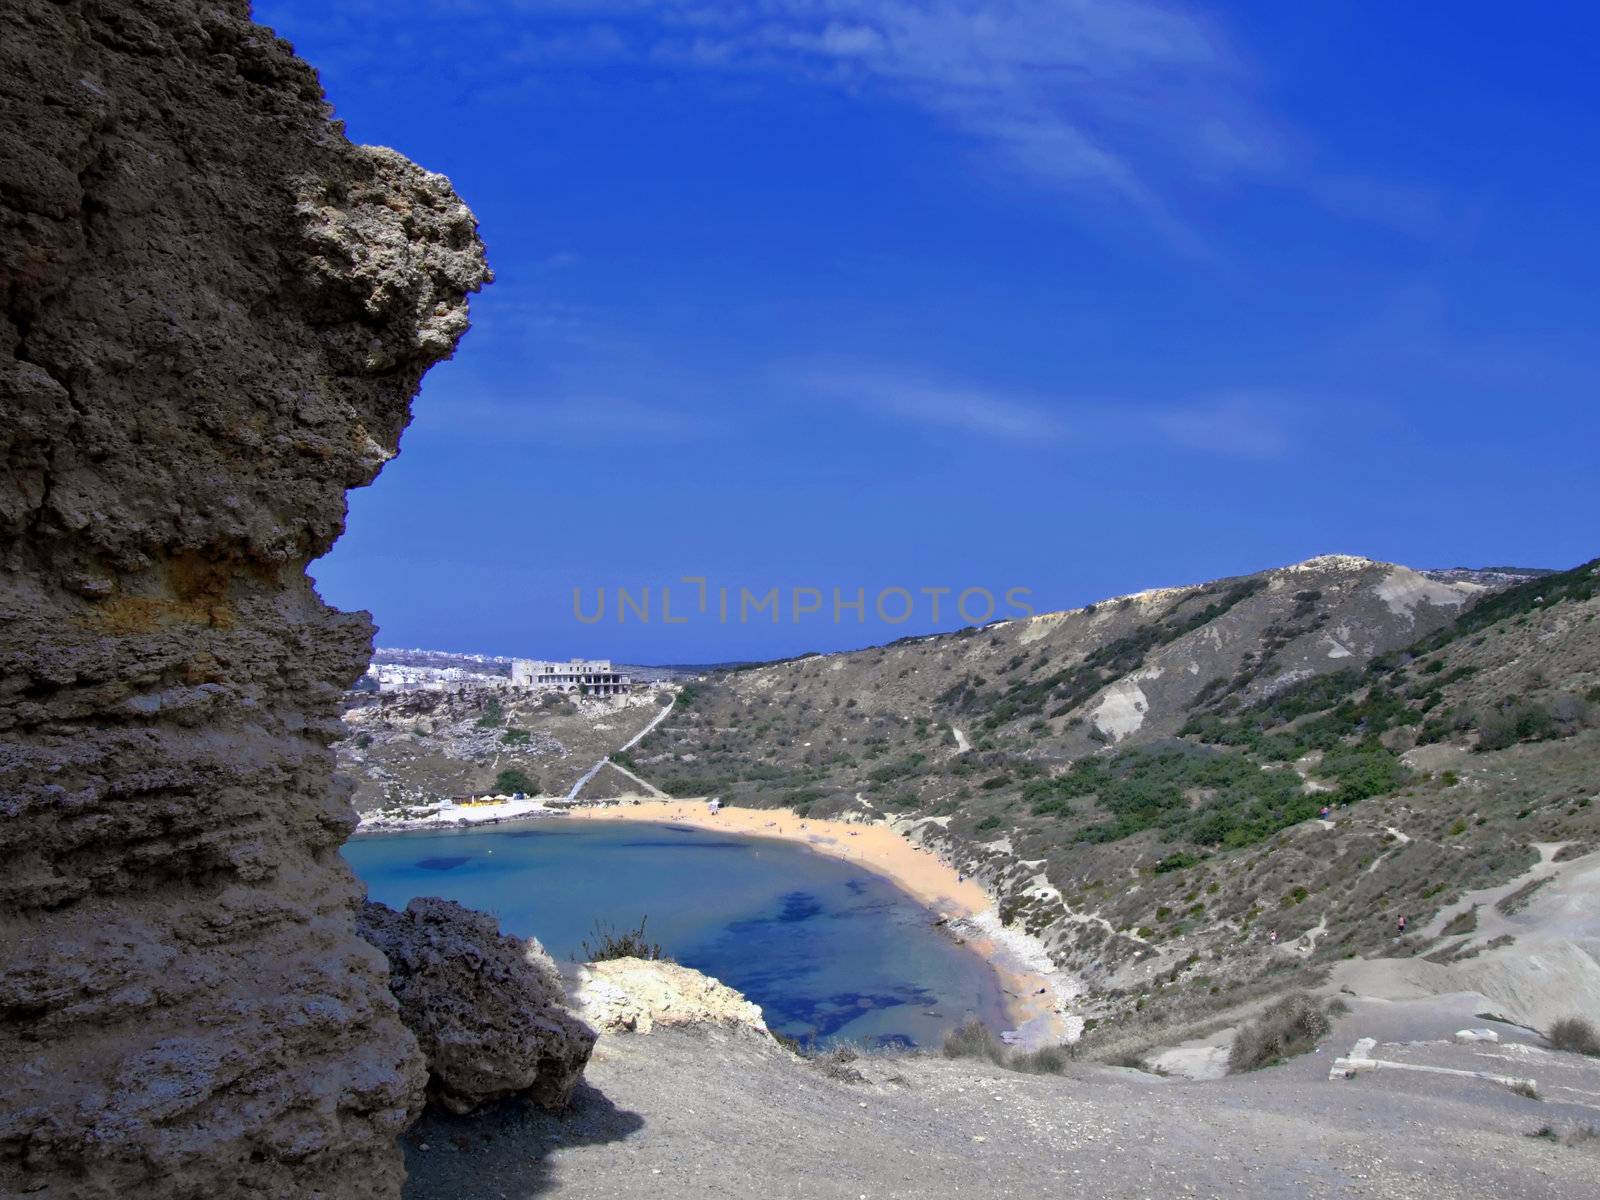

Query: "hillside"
left=621, top=555, right=1600, bottom=1038
left=340, top=689, right=672, bottom=814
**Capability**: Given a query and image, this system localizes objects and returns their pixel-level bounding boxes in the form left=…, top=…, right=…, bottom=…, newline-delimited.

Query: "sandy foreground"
left=568, top=798, right=1076, bottom=1046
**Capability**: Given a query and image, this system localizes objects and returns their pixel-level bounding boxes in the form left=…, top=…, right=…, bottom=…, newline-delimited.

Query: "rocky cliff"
left=0, top=3, right=488, bottom=1196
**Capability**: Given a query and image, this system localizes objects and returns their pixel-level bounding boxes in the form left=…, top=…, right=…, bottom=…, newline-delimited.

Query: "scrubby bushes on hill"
left=1029, top=744, right=1329, bottom=849
left=942, top=1020, right=1073, bottom=1076
left=1227, top=992, right=1331, bottom=1073
left=1548, top=1016, right=1600, bottom=1057
left=494, top=767, right=536, bottom=794
left=1476, top=695, right=1592, bottom=752
left=943, top=1017, right=1007, bottom=1064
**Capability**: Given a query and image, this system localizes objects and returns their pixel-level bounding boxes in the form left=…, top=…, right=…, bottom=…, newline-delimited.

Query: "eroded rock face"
left=577, top=958, right=771, bottom=1037
left=0, top=3, right=488, bottom=1196
left=356, top=899, right=597, bottom=1115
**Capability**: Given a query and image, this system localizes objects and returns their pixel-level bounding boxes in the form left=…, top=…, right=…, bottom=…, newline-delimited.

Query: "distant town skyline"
left=257, top=1, right=1600, bottom=661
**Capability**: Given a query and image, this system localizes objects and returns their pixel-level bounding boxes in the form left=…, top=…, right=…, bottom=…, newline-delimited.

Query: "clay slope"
left=0, top=3, right=488, bottom=1196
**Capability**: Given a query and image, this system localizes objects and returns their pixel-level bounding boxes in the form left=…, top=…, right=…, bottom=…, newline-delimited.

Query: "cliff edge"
left=0, top=3, right=488, bottom=1196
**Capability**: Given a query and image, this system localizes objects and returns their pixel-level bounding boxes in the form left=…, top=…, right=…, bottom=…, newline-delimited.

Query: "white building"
left=511, top=658, right=632, bottom=696
left=364, top=664, right=505, bottom=693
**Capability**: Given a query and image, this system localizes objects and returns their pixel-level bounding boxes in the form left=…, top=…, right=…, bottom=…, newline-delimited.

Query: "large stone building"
left=511, top=658, right=632, bottom=696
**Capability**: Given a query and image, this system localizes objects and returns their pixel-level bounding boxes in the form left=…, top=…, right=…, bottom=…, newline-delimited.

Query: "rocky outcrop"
left=577, top=958, right=771, bottom=1036
left=1, top=3, right=488, bottom=1197
left=356, top=899, right=596, bottom=1115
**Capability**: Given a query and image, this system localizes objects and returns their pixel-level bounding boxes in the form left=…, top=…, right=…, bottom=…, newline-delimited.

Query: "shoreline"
left=566, top=798, right=1078, bottom=1048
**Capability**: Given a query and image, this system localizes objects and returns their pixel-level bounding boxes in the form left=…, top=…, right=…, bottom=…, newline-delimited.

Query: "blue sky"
left=257, top=0, right=1599, bottom=663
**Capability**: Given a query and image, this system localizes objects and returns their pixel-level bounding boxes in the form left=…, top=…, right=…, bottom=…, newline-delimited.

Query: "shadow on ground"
left=402, top=1081, right=644, bottom=1198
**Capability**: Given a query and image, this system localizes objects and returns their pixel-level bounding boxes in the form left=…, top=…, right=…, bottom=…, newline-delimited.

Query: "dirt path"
left=603, top=759, right=668, bottom=798
left=567, top=697, right=679, bottom=802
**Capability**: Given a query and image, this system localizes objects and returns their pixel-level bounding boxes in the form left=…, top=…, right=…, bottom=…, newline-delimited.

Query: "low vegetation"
left=941, top=1020, right=1075, bottom=1076
left=494, top=767, right=536, bottom=794
left=1441, top=907, right=1479, bottom=937
left=942, top=1017, right=1007, bottom=1065
left=811, top=1044, right=867, bottom=1083
left=1547, top=1016, right=1600, bottom=1058
left=1007, top=1044, right=1073, bottom=1075
left=1529, top=1123, right=1599, bottom=1148
left=580, top=916, right=669, bottom=963
left=1227, top=992, right=1332, bottom=1073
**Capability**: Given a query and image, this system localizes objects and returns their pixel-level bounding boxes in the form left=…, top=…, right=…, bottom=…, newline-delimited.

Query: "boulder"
left=577, top=958, right=770, bottom=1036
left=357, top=899, right=596, bottom=1114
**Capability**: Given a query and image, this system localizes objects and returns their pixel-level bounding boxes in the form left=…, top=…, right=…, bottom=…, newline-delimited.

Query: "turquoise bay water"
left=344, top=820, right=1006, bottom=1048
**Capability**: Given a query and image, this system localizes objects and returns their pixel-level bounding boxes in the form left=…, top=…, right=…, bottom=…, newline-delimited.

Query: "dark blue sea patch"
left=415, top=856, right=471, bottom=871
left=758, top=985, right=940, bottom=1041
left=719, top=890, right=826, bottom=936
left=775, top=891, right=824, bottom=923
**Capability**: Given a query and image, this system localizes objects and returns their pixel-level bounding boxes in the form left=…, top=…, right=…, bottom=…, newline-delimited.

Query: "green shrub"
left=1228, top=992, right=1331, bottom=1073
left=1477, top=702, right=1557, bottom=751
left=494, top=767, right=536, bottom=794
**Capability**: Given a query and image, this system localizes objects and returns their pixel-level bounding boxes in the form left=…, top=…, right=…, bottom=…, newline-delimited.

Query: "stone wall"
left=0, top=3, right=489, bottom=1195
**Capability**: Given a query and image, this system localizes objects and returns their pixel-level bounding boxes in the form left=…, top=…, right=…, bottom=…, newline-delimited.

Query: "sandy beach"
left=568, top=797, right=1075, bottom=1046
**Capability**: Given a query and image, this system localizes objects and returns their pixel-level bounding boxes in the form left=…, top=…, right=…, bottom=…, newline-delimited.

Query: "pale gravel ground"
left=403, top=1010, right=1599, bottom=1199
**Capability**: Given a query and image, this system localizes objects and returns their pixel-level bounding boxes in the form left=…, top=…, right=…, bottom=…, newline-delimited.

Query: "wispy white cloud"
left=808, top=367, right=1294, bottom=457
left=264, top=1, right=1458, bottom=252
left=812, top=370, right=1069, bottom=440
left=440, top=0, right=1279, bottom=253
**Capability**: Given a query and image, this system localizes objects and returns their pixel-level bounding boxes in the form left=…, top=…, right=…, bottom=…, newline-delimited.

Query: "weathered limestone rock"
left=0, top=3, right=489, bottom=1196
left=577, top=958, right=771, bottom=1036
left=356, top=899, right=597, bottom=1115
